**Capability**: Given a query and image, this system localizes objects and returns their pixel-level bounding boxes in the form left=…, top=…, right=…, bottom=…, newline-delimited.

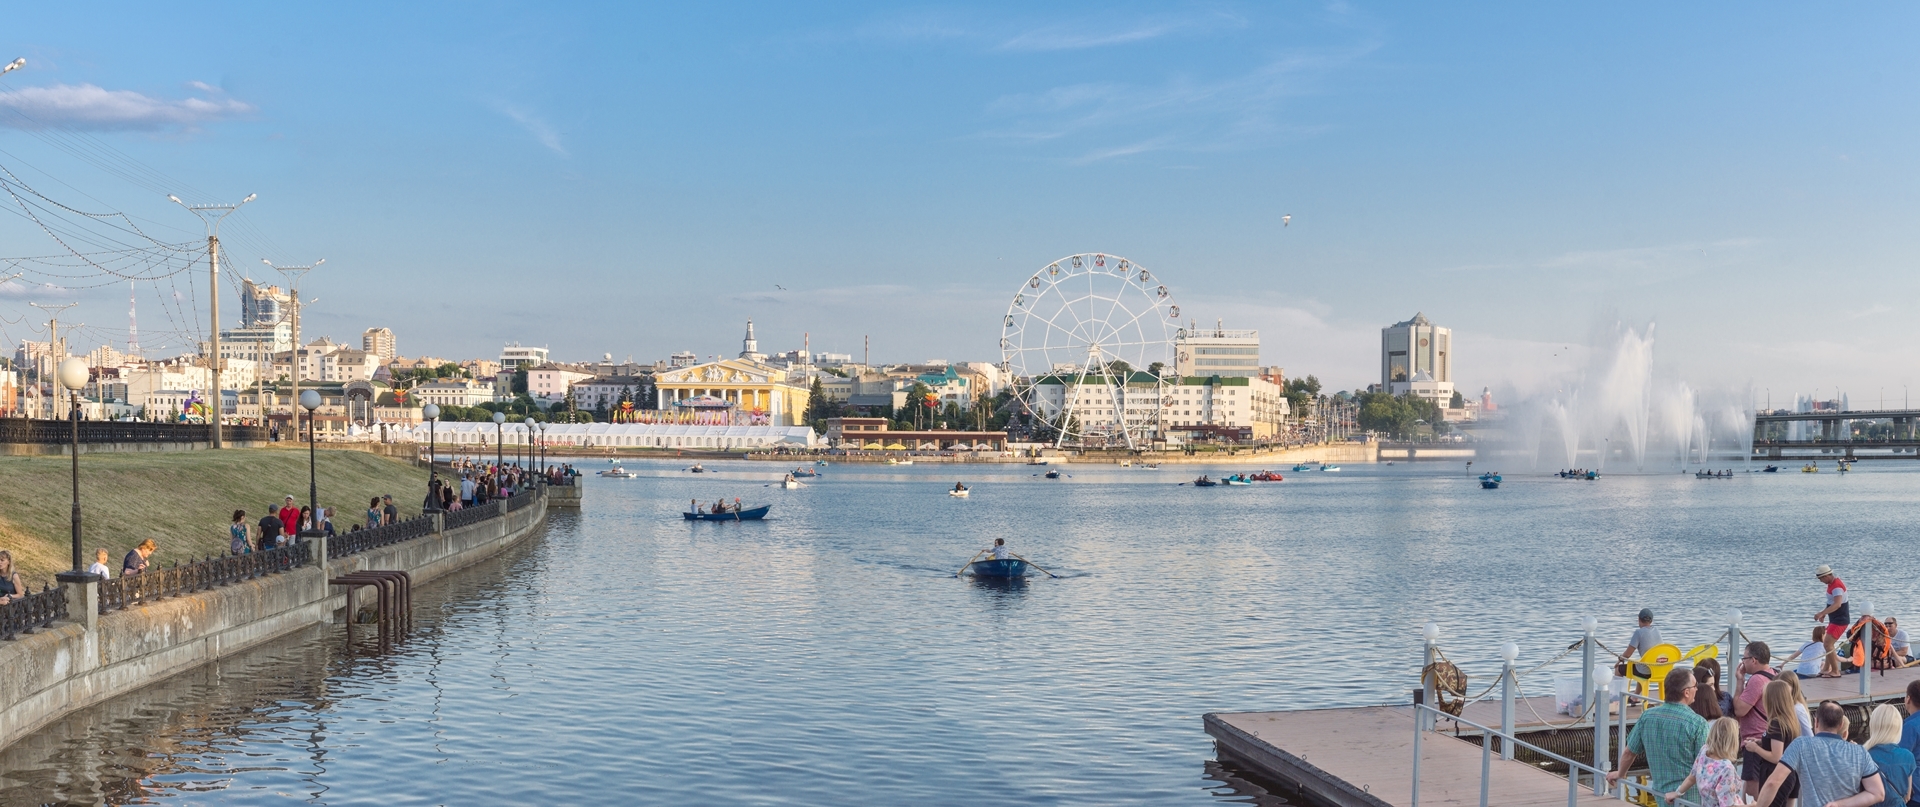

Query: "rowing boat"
left=682, top=504, right=772, bottom=521
left=965, top=558, right=1029, bottom=577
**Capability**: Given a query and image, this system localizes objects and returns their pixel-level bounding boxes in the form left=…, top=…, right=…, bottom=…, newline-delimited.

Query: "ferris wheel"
left=1000, top=253, right=1181, bottom=448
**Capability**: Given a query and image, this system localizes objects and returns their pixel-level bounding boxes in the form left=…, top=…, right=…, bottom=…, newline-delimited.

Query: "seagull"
left=1282, top=214, right=1291, bottom=227
left=775, top=284, right=786, bottom=291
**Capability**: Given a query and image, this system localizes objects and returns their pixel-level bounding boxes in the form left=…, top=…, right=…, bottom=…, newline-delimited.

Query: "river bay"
left=3, top=459, right=1917, bottom=805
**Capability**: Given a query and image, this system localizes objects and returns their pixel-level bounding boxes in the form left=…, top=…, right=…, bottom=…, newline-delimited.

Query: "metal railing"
left=0, top=418, right=267, bottom=445
left=328, top=515, right=437, bottom=559
left=1, top=584, right=68, bottom=640
left=1412, top=701, right=1697, bottom=807
left=506, top=489, right=538, bottom=512
left=100, top=541, right=312, bottom=613
left=444, top=502, right=501, bottom=530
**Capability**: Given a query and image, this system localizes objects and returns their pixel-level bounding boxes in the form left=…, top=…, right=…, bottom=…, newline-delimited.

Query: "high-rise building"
left=1174, top=321, right=1260, bottom=378
left=1380, top=312, right=1453, bottom=405
left=240, top=279, right=292, bottom=329
left=499, top=343, right=550, bottom=372
left=362, top=327, right=396, bottom=361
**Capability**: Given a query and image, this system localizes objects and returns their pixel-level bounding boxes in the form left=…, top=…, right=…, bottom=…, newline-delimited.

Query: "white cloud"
left=0, top=83, right=251, bottom=131
left=998, top=13, right=1241, bottom=52
left=494, top=104, right=568, bottom=157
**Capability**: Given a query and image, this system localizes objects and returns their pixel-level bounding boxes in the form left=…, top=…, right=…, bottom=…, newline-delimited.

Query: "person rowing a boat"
left=953, top=482, right=968, bottom=492
left=989, top=538, right=1009, bottom=560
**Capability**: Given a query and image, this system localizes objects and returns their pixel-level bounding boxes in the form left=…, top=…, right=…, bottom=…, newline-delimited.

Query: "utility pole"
left=29, top=301, right=79, bottom=419
left=264, top=259, right=322, bottom=443
left=171, top=193, right=256, bottom=448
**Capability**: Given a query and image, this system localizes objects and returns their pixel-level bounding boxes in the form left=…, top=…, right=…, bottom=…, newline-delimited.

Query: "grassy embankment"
left=0, top=448, right=427, bottom=583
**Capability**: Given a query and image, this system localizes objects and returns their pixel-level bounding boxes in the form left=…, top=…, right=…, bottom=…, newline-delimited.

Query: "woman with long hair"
left=0, top=550, right=23, bottom=606
left=1690, top=665, right=1725, bottom=720
left=231, top=509, right=253, bottom=555
left=1778, top=671, right=1814, bottom=737
left=1739, top=680, right=1801, bottom=807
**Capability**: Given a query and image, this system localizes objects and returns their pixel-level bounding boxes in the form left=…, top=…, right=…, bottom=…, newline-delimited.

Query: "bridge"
left=1752, top=408, right=1920, bottom=461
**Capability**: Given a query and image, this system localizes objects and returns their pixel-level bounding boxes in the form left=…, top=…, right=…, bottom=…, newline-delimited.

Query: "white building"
left=1163, top=375, right=1289, bottom=440
left=240, top=279, right=292, bottom=328
left=500, top=343, right=550, bottom=372
left=1381, top=313, right=1454, bottom=405
left=412, top=379, right=495, bottom=408
left=1028, top=371, right=1290, bottom=442
left=1175, top=323, right=1261, bottom=378
left=362, top=327, right=396, bottom=361
left=320, top=349, right=382, bottom=383
left=411, top=420, right=819, bottom=451
left=572, top=375, right=653, bottom=412
left=219, top=323, right=293, bottom=374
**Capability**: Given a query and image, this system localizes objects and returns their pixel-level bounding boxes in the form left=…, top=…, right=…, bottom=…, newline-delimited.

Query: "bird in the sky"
left=1282, top=214, right=1291, bottom=227
left=775, top=284, right=786, bottom=291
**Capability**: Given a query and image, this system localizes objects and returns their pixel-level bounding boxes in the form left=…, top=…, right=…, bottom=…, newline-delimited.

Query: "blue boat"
left=966, top=558, right=1030, bottom=577
left=791, top=468, right=821, bottom=478
left=1480, top=479, right=1500, bottom=489
left=683, top=504, right=772, bottom=521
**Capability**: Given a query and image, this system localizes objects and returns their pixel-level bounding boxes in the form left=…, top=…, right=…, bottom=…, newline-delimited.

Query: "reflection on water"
left=4, top=462, right=1920, bottom=804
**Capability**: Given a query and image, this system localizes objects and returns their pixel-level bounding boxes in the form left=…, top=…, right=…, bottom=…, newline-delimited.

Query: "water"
left=3, top=459, right=1918, bottom=805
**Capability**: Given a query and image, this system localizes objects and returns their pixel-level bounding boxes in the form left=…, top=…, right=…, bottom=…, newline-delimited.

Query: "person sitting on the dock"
left=1791, top=627, right=1828, bottom=678
left=989, top=538, right=1009, bottom=561
left=1816, top=565, right=1850, bottom=678
left=1755, top=700, right=1884, bottom=807
left=1610, top=667, right=1711, bottom=805
left=1617, top=608, right=1664, bottom=677
left=1887, top=617, right=1911, bottom=667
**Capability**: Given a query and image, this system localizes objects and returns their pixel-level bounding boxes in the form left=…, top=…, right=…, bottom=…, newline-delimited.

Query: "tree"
left=1449, top=390, right=1465, bottom=409
left=1105, top=359, right=1133, bottom=377
left=512, top=368, right=529, bottom=394
left=1146, top=361, right=1166, bottom=378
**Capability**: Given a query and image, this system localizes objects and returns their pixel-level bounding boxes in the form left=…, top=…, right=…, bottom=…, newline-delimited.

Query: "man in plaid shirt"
left=1608, top=667, right=1709, bottom=806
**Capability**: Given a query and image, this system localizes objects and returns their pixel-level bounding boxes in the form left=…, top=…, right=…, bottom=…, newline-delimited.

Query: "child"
left=1666, top=716, right=1750, bottom=807
left=87, top=548, right=111, bottom=579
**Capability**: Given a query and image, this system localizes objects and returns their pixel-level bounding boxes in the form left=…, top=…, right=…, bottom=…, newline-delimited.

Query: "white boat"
left=780, top=478, right=801, bottom=489
left=887, top=458, right=914, bottom=466
left=948, top=488, right=970, bottom=498
left=598, top=465, right=637, bottom=478
left=1322, top=465, right=1342, bottom=472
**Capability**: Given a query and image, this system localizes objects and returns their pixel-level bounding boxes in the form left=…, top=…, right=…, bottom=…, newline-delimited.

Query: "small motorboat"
left=1249, top=471, right=1284, bottom=481
left=965, top=557, right=1030, bottom=578
left=1478, top=472, right=1503, bottom=484
left=791, top=468, right=821, bottom=478
left=1291, top=463, right=1314, bottom=472
left=683, top=504, right=772, bottom=521
left=1192, top=476, right=1218, bottom=487
left=948, top=488, right=970, bottom=498
left=1763, top=465, right=1780, bottom=473
left=1223, top=477, right=1252, bottom=486
left=598, top=465, right=637, bottom=478
left=1321, top=465, right=1342, bottom=472
left=815, top=460, right=829, bottom=466
left=1480, top=478, right=1500, bottom=489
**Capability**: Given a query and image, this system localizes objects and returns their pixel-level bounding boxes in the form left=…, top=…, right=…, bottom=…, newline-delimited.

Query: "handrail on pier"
left=1411, top=701, right=1699, bottom=807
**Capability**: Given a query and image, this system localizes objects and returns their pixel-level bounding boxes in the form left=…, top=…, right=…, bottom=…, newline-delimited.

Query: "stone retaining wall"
left=0, top=490, right=549, bottom=752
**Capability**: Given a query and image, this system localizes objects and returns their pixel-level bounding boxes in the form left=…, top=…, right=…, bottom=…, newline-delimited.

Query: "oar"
left=953, top=549, right=985, bottom=577
left=1011, top=552, right=1060, bottom=579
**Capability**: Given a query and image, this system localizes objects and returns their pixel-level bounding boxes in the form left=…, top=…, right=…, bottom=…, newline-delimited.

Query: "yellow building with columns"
left=653, top=358, right=810, bottom=426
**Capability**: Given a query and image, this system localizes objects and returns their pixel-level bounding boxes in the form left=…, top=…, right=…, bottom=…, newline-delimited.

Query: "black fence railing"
left=1, top=584, right=68, bottom=640
left=0, top=418, right=268, bottom=445
left=100, top=541, right=312, bottom=614
left=444, top=502, right=500, bottom=530
left=506, top=489, right=539, bottom=512
left=328, top=515, right=437, bottom=559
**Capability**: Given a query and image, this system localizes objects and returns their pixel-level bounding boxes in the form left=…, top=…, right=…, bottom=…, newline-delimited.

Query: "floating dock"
left=1207, top=664, right=1920, bottom=807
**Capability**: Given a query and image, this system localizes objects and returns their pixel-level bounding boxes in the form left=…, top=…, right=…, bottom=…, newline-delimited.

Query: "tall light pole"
left=538, top=422, right=548, bottom=474
left=523, top=417, right=535, bottom=471
left=492, top=410, right=506, bottom=471
left=28, top=301, right=79, bottom=420
left=171, top=192, right=256, bottom=449
left=264, top=259, right=321, bottom=440
left=56, top=358, right=89, bottom=575
left=300, top=390, right=321, bottom=536
left=423, top=404, right=441, bottom=494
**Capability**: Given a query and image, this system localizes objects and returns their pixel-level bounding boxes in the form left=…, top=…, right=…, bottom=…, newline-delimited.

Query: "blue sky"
left=0, top=2, right=1914, bottom=402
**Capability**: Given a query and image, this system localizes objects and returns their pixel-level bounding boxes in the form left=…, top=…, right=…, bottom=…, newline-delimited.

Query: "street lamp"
left=538, top=422, right=548, bottom=474
left=422, top=403, right=441, bottom=487
left=56, top=358, right=90, bottom=577
left=523, top=417, right=535, bottom=470
left=492, top=410, right=506, bottom=471
left=300, top=390, right=321, bottom=536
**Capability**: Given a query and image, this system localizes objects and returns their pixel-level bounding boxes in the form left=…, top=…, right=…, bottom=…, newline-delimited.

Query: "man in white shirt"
left=1888, top=617, right=1912, bottom=666
left=989, top=539, right=1010, bottom=560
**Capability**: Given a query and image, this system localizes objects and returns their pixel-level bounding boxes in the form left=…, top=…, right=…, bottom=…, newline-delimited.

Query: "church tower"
left=739, top=319, right=766, bottom=362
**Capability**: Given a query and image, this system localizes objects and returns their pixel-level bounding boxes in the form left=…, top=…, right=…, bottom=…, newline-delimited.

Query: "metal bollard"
left=1592, top=677, right=1610, bottom=796
left=1500, top=641, right=1518, bottom=761
left=1580, top=617, right=1596, bottom=791
left=1422, top=623, right=1439, bottom=731
left=1612, top=675, right=1629, bottom=789
left=1411, top=706, right=1424, bottom=807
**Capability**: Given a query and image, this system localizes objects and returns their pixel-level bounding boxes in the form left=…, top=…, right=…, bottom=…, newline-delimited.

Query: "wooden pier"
left=1207, top=664, right=1920, bottom=807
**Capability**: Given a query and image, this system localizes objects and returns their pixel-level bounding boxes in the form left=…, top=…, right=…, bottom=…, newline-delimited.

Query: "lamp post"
left=56, top=358, right=90, bottom=576
left=538, top=422, right=548, bottom=474
left=492, top=411, right=505, bottom=471
left=523, top=417, right=535, bottom=471
left=300, top=390, right=321, bottom=536
left=423, top=403, right=441, bottom=486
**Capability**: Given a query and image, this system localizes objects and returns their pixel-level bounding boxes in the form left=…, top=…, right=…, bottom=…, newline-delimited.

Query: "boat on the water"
left=1694, top=470, right=1732, bottom=479
left=791, top=468, right=821, bottom=478
left=1763, top=465, right=1780, bottom=473
left=1137, top=463, right=1160, bottom=470
left=1322, top=465, right=1342, bottom=472
left=1802, top=464, right=1819, bottom=473
left=1249, top=471, right=1284, bottom=481
left=888, top=458, right=914, bottom=466
left=949, top=488, right=970, bottom=498
left=683, top=504, right=772, bottom=521
left=687, top=464, right=710, bottom=473
left=1043, top=470, right=1061, bottom=479
left=598, top=465, right=637, bottom=478
left=1291, top=464, right=1315, bottom=472
left=780, top=477, right=801, bottom=489
left=1480, top=478, right=1500, bottom=489
left=965, top=558, right=1029, bottom=577
left=1192, top=476, right=1218, bottom=487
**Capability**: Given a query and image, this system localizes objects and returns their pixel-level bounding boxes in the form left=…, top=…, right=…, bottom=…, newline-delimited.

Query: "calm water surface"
left=3, top=459, right=1918, bottom=805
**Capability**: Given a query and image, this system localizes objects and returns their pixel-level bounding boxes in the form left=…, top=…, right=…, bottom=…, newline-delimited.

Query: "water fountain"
left=1516, top=324, right=1755, bottom=472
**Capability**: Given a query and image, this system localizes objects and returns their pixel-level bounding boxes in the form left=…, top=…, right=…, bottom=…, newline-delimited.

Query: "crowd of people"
left=423, top=459, right=576, bottom=513
left=1607, top=564, right=1919, bottom=807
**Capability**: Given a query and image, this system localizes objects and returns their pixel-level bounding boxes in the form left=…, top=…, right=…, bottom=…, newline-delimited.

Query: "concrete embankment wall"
left=0, top=493, right=549, bottom=752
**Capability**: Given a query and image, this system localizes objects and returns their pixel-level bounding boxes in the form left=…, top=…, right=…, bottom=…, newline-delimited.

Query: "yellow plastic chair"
left=1625, top=643, right=1719, bottom=701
